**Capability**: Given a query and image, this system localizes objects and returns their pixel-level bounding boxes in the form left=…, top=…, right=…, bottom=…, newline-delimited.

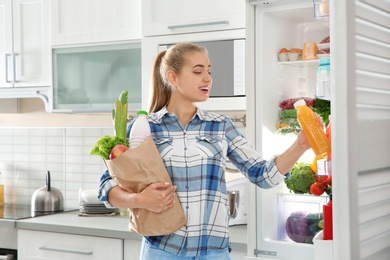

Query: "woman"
left=98, top=43, right=311, bottom=259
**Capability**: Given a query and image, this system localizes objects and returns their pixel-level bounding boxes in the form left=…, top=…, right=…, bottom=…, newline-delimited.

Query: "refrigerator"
left=244, top=0, right=390, bottom=260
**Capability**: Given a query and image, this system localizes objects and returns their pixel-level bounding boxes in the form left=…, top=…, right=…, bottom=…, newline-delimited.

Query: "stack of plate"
left=78, top=189, right=117, bottom=216
left=79, top=202, right=117, bottom=215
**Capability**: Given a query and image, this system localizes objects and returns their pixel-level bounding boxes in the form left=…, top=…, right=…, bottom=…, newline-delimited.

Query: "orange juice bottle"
left=294, top=99, right=331, bottom=156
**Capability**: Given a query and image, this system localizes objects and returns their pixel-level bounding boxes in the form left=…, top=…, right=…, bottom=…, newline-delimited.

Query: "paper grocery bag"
left=104, top=136, right=186, bottom=236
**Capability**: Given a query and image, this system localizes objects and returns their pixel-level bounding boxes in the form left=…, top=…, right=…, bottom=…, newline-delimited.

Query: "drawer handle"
left=39, top=246, right=93, bottom=255
left=167, top=20, right=229, bottom=30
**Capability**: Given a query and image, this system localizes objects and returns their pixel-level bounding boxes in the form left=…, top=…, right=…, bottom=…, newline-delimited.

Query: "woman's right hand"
left=139, top=182, right=176, bottom=213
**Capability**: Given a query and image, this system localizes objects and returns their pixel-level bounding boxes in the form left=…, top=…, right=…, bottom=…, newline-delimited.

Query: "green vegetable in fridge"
left=90, top=135, right=128, bottom=160
left=280, top=109, right=297, bottom=119
left=285, top=162, right=317, bottom=194
left=112, top=91, right=129, bottom=141
left=313, top=98, right=331, bottom=126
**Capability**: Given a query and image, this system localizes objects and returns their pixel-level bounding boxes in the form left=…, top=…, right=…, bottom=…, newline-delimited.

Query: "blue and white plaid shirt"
left=98, top=107, right=287, bottom=257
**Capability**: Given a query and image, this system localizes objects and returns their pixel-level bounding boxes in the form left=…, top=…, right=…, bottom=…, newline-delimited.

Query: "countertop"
left=15, top=211, right=247, bottom=248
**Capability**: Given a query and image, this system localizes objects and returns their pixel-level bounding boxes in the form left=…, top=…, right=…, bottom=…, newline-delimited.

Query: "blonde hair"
left=148, top=43, right=207, bottom=113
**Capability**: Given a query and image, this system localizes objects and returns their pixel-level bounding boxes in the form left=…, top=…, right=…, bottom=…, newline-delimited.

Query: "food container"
left=278, top=52, right=289, bottom=62
left=287, top=52, right=300, bottom=61
left=313, top=0, right=330, bottom=27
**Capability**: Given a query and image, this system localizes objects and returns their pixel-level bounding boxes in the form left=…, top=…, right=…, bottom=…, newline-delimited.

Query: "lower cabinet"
left=18, top=230, right=123, bottom=260
left=124, top=239, right=142, bottom=260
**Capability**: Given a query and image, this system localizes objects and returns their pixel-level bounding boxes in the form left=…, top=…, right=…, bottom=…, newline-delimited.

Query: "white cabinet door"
left=0, top=0, right=50, bottom=88
left=0, top=0, right=13, bottom=88
left=18, top=229, right=123, bottom=260
left=51, top=0, right=141, bottom=45
left=124, top=239, right=141, bottom=260
left=142, top=0, right=246, bottom=37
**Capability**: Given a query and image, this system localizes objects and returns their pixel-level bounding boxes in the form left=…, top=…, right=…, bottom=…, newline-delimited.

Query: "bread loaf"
left=302, top=42, right=318, bottom=60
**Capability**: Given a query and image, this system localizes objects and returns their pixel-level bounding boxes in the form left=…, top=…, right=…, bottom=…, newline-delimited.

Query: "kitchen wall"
left=0, top=98, right=247, bottom=209
left=0, top=126, right=112, bottom=208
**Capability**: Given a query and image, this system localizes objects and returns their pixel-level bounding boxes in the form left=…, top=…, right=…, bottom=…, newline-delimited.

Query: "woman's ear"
left=167, top=70, right=177, bottom=88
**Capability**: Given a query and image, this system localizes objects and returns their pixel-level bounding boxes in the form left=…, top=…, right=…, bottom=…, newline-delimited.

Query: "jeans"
left=139, top=238, right=231, bottom=260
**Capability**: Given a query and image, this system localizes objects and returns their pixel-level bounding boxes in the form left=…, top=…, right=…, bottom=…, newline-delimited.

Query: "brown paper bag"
left=104, top=136, right=186, bottom=236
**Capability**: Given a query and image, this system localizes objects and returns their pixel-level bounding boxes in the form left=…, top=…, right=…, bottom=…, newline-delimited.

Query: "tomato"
left=325, top=176, right=332, bottom=186
left=310, top=182, right=325, bottom=196
left=316, top=175, right=331, bottom=188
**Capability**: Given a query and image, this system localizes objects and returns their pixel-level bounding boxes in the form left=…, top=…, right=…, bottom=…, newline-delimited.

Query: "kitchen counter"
left=15, top=210, right=247, bottom=249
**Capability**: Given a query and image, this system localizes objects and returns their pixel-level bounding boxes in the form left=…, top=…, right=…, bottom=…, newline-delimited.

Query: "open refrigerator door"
left=248, top=0, right=331, bottom=259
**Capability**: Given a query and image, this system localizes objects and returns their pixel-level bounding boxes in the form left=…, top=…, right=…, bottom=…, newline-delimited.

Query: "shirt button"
left=186, top=206, right=189, bottom=209
left=185, top=185, right=189, bottom=189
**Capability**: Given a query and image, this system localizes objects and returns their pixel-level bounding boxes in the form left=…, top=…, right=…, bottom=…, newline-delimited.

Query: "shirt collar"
left=149, top=106, right=225, bottom=124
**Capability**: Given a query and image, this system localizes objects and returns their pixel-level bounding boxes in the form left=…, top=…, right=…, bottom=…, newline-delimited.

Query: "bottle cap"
left=137, top=110, right=148, bottom=116
left=293, top=99, right=306, bottom=109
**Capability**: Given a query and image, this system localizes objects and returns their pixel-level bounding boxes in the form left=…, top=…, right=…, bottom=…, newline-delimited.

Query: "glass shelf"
left=277, top=60, right=320, bottom=68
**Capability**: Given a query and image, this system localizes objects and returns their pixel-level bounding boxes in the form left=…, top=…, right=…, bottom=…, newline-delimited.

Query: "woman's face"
left=170, top=51, right=212, bottom=103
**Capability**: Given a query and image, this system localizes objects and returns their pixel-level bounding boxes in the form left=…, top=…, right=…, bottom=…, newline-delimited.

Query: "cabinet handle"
left=5, top=54, right=12, bottom=83
left=167, top=20, right=229, bottom=30
left=39, top=246, right=93, bottom=255
left=13, top=53, right=18, bottom=83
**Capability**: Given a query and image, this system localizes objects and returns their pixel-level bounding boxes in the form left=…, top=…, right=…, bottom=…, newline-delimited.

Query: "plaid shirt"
left=98, top=107, right=287, bottom=257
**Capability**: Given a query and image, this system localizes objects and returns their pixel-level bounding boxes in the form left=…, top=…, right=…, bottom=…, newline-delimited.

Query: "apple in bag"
left=109, top=144, right=129, bottom=160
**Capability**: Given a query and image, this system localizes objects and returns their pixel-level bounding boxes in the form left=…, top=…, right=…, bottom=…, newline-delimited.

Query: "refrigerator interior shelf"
left=277, top=60, right=319, bottom=68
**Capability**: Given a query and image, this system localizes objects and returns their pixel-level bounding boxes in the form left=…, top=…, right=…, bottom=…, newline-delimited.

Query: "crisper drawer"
left=18, top=229, right=123, bottom=260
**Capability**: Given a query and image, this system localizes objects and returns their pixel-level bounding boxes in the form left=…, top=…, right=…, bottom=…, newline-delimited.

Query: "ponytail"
left=148, top=51, right=171, bottom=113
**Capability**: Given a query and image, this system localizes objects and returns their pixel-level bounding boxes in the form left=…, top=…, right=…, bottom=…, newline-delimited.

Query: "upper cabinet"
left=142, top=0, right=246, bottom=37
left=51, top=0, right=141, bottom=45
left=0, top=0, right=50, bottom=88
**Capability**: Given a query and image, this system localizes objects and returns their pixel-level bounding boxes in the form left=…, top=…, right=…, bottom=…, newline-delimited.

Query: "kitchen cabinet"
left=124, top=239, right=141, bottom=260
left=51, top=0, right=141, bottom=45
left=0, top=0, right=50, bottom=88
left=142, top=0, right=245, bottom=37
left=18, top=229, right=123, bottom=260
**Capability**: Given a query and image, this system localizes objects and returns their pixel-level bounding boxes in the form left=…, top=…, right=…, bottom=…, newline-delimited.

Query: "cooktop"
left=0, top=203, right=77, bottom=220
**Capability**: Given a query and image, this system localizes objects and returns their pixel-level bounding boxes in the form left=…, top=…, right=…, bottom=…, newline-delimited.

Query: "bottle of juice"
left=326, top=115, right=332, bottom=161
left=294, top=99, right=331, bottom=156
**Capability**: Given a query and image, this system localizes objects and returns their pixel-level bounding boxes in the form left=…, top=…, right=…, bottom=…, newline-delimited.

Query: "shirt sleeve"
left=98, top=170, right=118, bottom=208
left=225, top=118, right=289, bottom=189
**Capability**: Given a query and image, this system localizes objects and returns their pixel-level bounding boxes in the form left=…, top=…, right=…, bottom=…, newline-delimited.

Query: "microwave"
left=142, top=30, right=246, bottom=111
left=159, top=39, right=245, bottom=98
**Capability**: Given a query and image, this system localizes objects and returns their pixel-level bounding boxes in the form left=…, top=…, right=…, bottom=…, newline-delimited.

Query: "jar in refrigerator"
left=316, top=57, right=331, bottom=99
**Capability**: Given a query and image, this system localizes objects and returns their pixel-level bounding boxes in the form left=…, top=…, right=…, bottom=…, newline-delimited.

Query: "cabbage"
left=285, top=211, right=322, bottom=244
